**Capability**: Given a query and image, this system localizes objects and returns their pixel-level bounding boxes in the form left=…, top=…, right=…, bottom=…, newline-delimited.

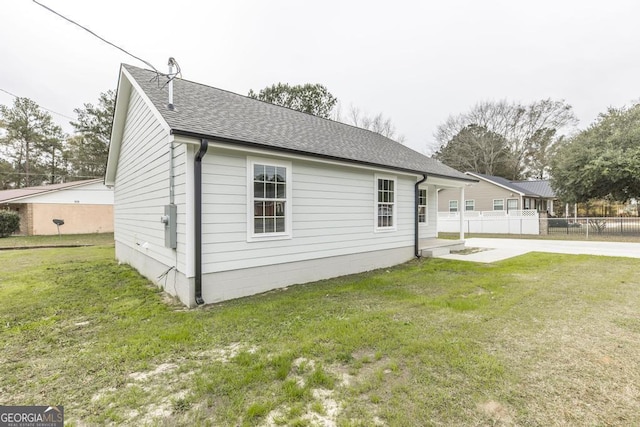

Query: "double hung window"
left=418, top=189, right=427, bottom=223
left=248, top=158, right=291, bottom=240
left=376, top=176, right=396, bottom=231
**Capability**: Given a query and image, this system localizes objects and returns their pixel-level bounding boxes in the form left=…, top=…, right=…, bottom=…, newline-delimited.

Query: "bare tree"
left=434, top=99, right=577, bottom=179
left=335, top=104, right=406, bottom=143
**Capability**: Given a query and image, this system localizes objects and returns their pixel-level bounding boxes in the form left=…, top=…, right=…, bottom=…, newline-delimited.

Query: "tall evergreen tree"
left=0, top=97, right=64, bottom=187
left=68, top=90, right=115, bottom=178
left=248, top=83, right=337, bottom=118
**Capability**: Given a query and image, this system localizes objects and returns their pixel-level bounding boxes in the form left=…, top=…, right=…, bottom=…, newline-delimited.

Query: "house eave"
left=105, top=66, right=173, bottom=186
left=465, top=172, right=527, bottom=196
left=0, top=179, right=103, bottom=204
left=170, top=129, right=477, bottom=185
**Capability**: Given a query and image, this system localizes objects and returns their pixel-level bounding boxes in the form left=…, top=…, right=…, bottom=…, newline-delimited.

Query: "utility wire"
left=0, top=88, right=76, bottom=120
left=32, top=0, right=159, bottom=73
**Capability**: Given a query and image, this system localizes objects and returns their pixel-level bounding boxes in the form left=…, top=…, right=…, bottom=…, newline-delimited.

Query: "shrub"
left=0, top=210, right=20, bottom=237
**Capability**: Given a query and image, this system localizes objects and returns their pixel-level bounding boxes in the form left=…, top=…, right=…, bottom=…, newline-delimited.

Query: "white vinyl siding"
left=113, top=88, right=183, bottom=269
left=200, top=150, right=415, bottom=273
left=493, top=199, right=505, bottom=210
left=16, top=182, right=113, bottom=204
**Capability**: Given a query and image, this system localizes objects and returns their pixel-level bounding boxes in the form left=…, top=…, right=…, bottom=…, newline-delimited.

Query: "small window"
left=418, top=188, right=427, bottom=223
left=449, top=200, right=458, bottom=212
left=465, top=200, right=475, bottom=211
left=247, top=158, right=292, bottom=240
left=376, top=175, right=396, bottom=231
left=507, top=199, right=518, bottom=212
left=493, top=199, right=505, bottom=211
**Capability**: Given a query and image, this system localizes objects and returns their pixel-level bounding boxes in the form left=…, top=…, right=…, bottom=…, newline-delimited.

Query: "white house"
left=105, top=64, right=475, bottom=307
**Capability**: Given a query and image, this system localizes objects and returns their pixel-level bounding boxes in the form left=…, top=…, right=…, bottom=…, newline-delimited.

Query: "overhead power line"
left=32, top=0, right=159, bottom=73
left=0, top=88, right=76, bottom=120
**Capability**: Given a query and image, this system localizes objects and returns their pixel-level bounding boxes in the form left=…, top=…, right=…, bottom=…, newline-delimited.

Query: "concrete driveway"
left=438, top=238, right=640, bottom=263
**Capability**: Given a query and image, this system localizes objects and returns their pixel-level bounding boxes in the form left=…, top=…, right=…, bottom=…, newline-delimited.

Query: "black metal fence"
left=547, top=217, right=640, bottom=237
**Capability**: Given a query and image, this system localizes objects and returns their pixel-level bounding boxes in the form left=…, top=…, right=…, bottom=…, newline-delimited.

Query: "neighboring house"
left=437, top=172, right=557, bottom=215
left=105, top=64, right=476, bottom=307
left=0, top=179, right=114, bottom=235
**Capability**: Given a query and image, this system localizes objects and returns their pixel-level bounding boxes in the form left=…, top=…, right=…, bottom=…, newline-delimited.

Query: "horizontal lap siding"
left=201, top=149, right=415, bottom=273
left=114, top=89, right=178, bottom=268
left=437, top=180, right=516, bottom=212
left=171, top=145, right=188, bottom=274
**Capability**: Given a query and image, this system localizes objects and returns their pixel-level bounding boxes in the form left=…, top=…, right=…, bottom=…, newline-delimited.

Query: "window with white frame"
left=248, top=158, right=291, bottom=240
left=449, top=200, right=458, bottom=212
left=465, top=200, right=475, bottom=211
left=418, top=188, right=427, bottom=223
left=376, top=176, right=396, bottom=230
left=493, top=199, right=505, bottom=211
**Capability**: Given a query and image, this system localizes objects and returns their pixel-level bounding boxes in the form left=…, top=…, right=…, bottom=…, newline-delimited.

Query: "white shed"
left=105, top=64, right=475, bottom=307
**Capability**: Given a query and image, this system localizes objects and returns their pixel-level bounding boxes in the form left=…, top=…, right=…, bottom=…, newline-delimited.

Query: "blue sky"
left=2, top=0, right=639, bottom=153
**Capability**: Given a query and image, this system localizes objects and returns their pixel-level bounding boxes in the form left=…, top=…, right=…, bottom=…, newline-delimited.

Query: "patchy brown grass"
left=1, top=246, right=639, bottom=425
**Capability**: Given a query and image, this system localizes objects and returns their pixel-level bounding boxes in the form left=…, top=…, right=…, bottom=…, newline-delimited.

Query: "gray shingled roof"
left=472, top=173, right=556, bottom=198
left=513, top=180, right=556, bottom=198
left=123, top=64, right=473, bottom=181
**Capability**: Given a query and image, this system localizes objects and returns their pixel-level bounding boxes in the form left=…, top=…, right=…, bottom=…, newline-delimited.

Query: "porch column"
left=459, top=186, right=465, bottom=240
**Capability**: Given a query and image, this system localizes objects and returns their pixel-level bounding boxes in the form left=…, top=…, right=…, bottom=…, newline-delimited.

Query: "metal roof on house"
left=122, top=64, right=474, bottom=182
left=512, top=180, right=556, bottom=198
left=468, top=173, right=556, bottom=198
left=0, top=179, right=102, bottom=203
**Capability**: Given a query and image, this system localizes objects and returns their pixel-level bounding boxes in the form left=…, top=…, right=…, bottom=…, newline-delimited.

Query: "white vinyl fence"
left=438, top=210, right=540, bottom=235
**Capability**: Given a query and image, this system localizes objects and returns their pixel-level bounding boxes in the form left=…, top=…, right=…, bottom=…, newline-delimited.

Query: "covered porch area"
left=415, top=174, right=475, bottom=258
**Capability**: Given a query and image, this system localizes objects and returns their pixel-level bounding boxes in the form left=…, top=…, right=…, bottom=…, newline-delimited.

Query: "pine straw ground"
left=0, top=245, right=638, bottom=426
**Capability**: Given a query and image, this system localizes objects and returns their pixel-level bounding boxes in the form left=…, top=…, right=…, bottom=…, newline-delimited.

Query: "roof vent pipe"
left=167, top=57, right=176, bottom=110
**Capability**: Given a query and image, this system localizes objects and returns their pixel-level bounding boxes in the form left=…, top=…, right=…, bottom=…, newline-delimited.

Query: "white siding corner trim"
left=246, top=156, right=293, bottom=242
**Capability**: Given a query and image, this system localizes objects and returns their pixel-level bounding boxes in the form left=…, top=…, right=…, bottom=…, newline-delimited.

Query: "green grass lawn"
left=1, top=245, right=639, bottom=426
left=0, top=232, right=114, bottom=248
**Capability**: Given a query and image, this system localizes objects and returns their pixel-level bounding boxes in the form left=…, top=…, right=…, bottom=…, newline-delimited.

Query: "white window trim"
left=246, top=156, right=293, bottom=242
left=465, top=199, right=475, bottom=211
left=493, top=198, right=505, bottom=211
left=507, top=198, right=518, bottom=211
left=418, top=188, right=428, bottom=224
left=374, top=174, right=397, bottom=232
left=449, top=200, right=458, bottom=212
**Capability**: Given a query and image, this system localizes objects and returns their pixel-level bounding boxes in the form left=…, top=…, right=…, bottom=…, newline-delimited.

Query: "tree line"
left=5, top=80, right=637, bottom=207
left=0, top=90, right=114, bottom=189
left=431, top=98, right=640, bottom=206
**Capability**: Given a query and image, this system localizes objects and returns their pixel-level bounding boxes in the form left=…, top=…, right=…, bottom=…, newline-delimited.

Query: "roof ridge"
left=122, top=63, right=406, bottom=145
left=119, top=64, right=473, bottom=182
